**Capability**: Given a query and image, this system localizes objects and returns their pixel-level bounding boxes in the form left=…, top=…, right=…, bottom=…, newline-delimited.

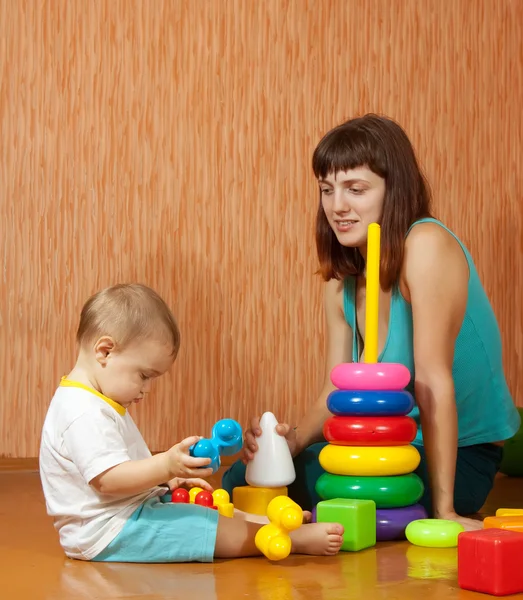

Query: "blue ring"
left=327, top=390, right=415, bottom=417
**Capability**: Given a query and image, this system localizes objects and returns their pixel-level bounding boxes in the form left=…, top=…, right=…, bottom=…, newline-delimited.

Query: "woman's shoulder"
left=406, top=218, right=457, bottom=244
left=404, top=219, right=467, bottom=265
left=400, top=219, right=470, bottom=298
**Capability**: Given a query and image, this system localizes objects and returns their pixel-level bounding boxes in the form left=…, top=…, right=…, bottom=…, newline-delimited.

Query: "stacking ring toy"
left=330, top=362, right=411, bottom=391
left=327, top=390, right=415, bottom=417
left=405, top=519, right=465, bottom=548
left=376, top=504, right=428, bottom=541
left=315, top=473, right=424, bottom=509
left=323, top=415, right=417, bottom=446
left=318, top=444, right=421, bottom=476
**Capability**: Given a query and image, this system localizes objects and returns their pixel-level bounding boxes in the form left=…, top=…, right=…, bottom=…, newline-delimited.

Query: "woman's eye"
left=140, top=373, right=149, bottom=381
left=350, top=187, right=364, bottom=194
left=320, top=188, right=332, bottom=195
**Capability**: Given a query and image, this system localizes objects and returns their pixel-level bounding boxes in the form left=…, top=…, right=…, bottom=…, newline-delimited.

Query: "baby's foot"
left=290, top=522, right=344, bottom=556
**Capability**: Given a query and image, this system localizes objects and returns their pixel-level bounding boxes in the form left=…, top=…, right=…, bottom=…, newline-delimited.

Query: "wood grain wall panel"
left=0, top=0, right=521, bottom=457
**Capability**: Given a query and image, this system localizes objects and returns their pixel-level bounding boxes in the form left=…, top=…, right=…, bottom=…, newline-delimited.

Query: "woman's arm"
left=293, top=278, right=353, bottom=455
left=403, top=223, right=479, bottom=527
left=242, top=278, right=353, bottom=462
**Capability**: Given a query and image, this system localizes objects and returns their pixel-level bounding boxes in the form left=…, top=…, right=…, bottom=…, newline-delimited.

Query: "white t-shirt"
left=39, top=380, right=166, bottom=560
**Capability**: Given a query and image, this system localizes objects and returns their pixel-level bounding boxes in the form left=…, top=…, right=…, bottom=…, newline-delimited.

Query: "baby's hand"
left=165, top=436, right=213, bottom=479
left=168, top=477, right=214, bottom=492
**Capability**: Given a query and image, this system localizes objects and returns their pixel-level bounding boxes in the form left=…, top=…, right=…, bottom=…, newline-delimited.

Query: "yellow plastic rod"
left=364, top=223, right=381, bottom=363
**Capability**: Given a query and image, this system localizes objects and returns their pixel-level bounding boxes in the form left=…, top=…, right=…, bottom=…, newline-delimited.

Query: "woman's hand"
left=241, top=417, right=297, bottom=464
left=437, top=511, right=483, bottom=531
left=167, top=477, right=214, bottom=492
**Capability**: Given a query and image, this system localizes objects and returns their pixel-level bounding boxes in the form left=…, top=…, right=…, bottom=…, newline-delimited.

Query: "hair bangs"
left=312, top=124, right=387, bottom=180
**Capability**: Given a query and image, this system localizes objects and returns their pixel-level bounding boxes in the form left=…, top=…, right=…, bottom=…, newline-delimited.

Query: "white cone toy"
left=245, top=411, right=296, bottom=487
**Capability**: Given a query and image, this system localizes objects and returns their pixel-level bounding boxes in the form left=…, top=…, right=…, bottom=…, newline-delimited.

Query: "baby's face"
left=98, top=338, right=175, bottom=408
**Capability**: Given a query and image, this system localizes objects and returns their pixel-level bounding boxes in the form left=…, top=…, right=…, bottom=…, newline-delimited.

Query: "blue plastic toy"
left=190, top=418, right=243, bottom=473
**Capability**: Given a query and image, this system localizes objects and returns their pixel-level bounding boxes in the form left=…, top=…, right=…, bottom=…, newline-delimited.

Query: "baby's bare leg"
left=213, top=515, right=344, bottom=559
left=214, top=514, right=264, bottom=558
left=231, top=508, right=270, bottom=524
left=231, top=508, right=312, bottom=525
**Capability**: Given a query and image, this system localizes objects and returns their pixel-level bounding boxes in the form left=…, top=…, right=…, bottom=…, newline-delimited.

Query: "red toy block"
left=458, top=528, right=523, bottom=596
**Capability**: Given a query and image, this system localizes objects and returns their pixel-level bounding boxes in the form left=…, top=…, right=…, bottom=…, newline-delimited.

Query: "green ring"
left=315, top=472, right=424, bottom=509
left=405, top=519, right=465, bottom=548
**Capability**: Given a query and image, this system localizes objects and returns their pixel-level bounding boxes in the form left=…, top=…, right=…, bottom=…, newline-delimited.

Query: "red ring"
left=323, top=415, right=417, bottom=446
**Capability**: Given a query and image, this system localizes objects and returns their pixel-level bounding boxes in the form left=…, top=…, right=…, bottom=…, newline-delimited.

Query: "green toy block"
left=317, top=498, right=376, bottom=552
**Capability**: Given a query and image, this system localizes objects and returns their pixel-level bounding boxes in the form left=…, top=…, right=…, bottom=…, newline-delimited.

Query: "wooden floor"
left=1, top=469, right=522, bottom=600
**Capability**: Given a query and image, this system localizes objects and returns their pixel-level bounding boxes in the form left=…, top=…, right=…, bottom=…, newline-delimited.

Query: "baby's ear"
left=93, top=336, right=116, bottom=365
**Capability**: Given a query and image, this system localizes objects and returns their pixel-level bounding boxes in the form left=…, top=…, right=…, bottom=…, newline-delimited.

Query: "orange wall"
left=1, top=0, right=521, bottom=457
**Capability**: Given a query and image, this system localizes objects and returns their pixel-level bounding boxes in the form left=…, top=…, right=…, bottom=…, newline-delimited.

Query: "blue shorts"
left=92, top=495, right=219, bottom=563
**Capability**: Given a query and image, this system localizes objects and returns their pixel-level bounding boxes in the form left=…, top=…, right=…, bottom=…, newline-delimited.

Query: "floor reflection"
left=48, top=541, right=460, bottom=600
left=406, top=545, right=458, bottom=580
left=52, top=559, right=219, bottom=600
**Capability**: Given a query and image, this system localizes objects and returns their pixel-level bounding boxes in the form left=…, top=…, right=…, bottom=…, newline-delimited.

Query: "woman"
left=222, top=114, right=520, bottom=530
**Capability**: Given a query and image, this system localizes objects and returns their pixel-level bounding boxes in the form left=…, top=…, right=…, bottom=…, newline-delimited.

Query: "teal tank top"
left=342, top=218, right=521, bottom=447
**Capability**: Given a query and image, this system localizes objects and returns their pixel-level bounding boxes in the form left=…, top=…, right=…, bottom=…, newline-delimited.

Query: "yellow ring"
left=319, top=444, right=420, bottom=476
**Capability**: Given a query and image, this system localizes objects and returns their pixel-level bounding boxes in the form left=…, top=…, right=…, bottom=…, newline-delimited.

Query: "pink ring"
left=330, top=363, right=411, bottom=391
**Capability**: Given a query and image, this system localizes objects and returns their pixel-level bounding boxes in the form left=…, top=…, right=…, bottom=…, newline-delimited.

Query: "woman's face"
left=319, top=166, right=386, bottom=249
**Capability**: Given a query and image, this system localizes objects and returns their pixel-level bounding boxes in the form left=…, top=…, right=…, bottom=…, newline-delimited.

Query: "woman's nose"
left=332, top=188, right=350, bottom=213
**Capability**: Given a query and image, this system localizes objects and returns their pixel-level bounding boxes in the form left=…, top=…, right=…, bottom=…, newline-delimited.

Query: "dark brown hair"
left=77, top=283, right=180, bottom=356
left=312, top=114, right=433, bottom=290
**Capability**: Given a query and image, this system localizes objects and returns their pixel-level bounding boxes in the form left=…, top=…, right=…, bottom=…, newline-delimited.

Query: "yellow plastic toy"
left=496, top=508, right=523, bottom=517
left=189, top=487, right=203, bottom=502
left=318, top=444, right=421, bottom=476
left=255, top=496, right=303, bottom=560
left=364, top=222, right=380, bottom=363
left=233, top=485, right=288, bottom=515
left=212, top=489, right=234, bottom=518
left=484, top=515, right=523, bottom=532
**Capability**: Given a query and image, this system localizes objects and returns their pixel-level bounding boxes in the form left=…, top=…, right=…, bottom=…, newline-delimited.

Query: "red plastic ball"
left=171, top=488, right=190, bottom=503
left=194, top=490, right=214, bottom=507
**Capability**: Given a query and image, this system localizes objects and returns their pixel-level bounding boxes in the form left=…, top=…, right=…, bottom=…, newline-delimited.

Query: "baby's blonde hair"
left=76, top=283, right=180, bottom=355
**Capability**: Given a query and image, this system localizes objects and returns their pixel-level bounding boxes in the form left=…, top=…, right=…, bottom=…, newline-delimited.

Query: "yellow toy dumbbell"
left=254, top=496, right=303, bottom=561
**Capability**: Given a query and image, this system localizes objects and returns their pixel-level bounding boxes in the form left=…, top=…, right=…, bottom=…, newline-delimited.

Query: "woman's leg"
left=221, top=442, right=328, bottom=511
left=414, top=443, right=503, bottom=516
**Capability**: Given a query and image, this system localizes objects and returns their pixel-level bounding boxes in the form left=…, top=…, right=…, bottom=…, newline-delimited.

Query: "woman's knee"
left=220, top=443, right=327, bottom=510
left=221, top=459, right=247, bottom=494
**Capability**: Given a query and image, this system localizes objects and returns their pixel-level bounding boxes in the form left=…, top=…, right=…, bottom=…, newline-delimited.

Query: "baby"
left=39, top=283, right=343, bottom=562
